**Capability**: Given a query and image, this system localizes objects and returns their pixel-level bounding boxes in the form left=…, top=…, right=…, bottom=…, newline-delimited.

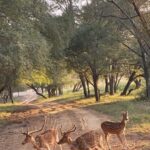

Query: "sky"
left=46, top=0, right=91, bottom=15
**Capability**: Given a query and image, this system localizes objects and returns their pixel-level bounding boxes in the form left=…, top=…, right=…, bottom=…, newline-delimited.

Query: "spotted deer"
left=21, top=116, right=62, bottom=150
left=58, top=125, right=104, bottom=150
left=101, top=111, right=129, bottom=150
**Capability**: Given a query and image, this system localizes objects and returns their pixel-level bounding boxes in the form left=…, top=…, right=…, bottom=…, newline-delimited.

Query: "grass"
left=0, top=103, right=35, bottom=127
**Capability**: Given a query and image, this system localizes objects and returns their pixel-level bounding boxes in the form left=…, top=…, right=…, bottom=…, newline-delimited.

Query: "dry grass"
left=0, top=103, right=36, bottom=127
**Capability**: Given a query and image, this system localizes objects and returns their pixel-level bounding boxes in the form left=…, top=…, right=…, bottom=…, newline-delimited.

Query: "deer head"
left=22, top=116, right=47, bottom=145
left=58, top=125, right=76, bottom=144
left=122, top=111, right=129, bottom=121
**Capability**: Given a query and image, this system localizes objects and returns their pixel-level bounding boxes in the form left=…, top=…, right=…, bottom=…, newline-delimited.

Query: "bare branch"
left=26, top=84, right=47, bottom=99
left=121, top=42, right=142, bottom=57
left=100, top=14, right=138, bottom=20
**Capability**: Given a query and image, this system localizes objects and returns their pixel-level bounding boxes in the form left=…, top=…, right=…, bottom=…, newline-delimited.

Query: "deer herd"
left=21, top=111, right=129, bottom=150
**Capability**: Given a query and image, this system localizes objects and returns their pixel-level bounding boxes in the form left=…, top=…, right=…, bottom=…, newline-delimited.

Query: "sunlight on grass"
left=130, top=123, right=150, bottom=133
left=0, top=103, right=35, bottom=127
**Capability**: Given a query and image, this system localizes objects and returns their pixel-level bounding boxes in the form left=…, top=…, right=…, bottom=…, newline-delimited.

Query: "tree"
left=103, top=0, right=150, bottom=98
left=0, top=0, right=50, bottom=102
left=66, top=19, right=121, bottom=101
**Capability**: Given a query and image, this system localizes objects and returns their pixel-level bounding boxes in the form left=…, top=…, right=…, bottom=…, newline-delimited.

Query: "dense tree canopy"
left=0, top=0, right=149, bottom=102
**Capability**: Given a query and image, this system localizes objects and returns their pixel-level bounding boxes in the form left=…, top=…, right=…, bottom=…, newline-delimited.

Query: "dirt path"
left=13, top=89, right=38, bottom=104
left=0, top=101, right=149, bottom=150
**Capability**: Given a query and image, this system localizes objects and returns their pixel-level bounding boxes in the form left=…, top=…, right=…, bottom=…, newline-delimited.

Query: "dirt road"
left=0, top=100, right=149, bottom=150
left=13, top=89, right=38, bottom=104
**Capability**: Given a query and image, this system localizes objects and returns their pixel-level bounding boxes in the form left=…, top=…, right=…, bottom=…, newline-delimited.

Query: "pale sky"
left=46, top=0, right=91, bottom=15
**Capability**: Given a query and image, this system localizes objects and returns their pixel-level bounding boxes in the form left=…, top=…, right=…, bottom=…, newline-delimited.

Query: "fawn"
left=22, top=116, right=62, bottom=150
left=101, top=111, right=129, bottom=150
left=58, top=125, right=104, bottom=150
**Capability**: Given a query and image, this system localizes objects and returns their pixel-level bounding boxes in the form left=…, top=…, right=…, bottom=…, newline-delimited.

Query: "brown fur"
left=58, top=129, right=104, bottom=150
left=22, top=129, right=62, bottom=150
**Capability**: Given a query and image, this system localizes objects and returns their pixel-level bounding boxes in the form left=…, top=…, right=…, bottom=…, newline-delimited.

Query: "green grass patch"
left=0, top=103, right=36, bottom=127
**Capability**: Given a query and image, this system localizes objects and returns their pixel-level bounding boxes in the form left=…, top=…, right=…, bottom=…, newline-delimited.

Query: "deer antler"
left=21, top=124, right=29, bottom=135
left=66, top=125, right=76, bottom=134
left=60, top=124, right=76, bottom=135
left=60, top=125, right=64, bottom=135
left=28, top=116, right=47, bottom=135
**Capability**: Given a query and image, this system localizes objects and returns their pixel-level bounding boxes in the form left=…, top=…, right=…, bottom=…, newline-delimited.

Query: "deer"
left=21, top=116, right=62, bottom=150
left=101, top=111, right=129, bottom=150
left=58, top=125, right=104, bottom=150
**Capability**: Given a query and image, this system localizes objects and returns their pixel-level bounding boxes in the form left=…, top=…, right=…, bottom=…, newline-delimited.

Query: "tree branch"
left=26, top=84, right=47, bottom=99
left=121, top=42, right=142, bottom=57
left=100, top=14, right=138, bottom=20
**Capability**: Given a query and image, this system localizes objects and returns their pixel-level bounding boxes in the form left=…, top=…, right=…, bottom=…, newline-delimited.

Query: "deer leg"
left=97, top=142, right=105, bottom=150
left=123, top=133, right=129, bottom=149
left=117, top=134, right=124, bottom=145
left=94, top=146, right=103, bottom=150
left=46, top=144, right=51, bottom=150
left=117, top=134, right=128, bottom=150
left=97, top=145, right=105, bottom=150
left=52, top=144, right=56, bottom=150
left=98, top=136, right=105, bottom=150
left=104, top=133, right=111, bottom=150
left=59, top=144, right=62, bottom=150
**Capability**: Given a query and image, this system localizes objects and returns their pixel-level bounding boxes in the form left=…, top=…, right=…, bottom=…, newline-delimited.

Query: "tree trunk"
left=47, top=85, right=51, bottom=98
left=79, top=74, right=88, bottom=98
left=86, top=78, right=90, bottom=97
left=8, top=86, right=13, bottom=104
left=114, top=73, right=118, bottom=93
left=51, top=88, right=56, bottom=96
left=72, top=83, right=78, bottom=92
left=58, top=86, right=63, bottom=95
left=109, top=74, right=115, bottom=95
left=104, top=75, right=109, bottom=93
left=114, top=73, right=123, bottom=93
left=72, top=82, right=82, bottom=92
left=145, top=70, right=150, bottom=98
left=114, top=83, right=117, bottom=93
left=121, top=71, right=136, bottom=96
left=92, top=74, right=100, bottom=102
left=41, top=86, right=44, bottom=94
left=141, top=49, right=150, bottom=98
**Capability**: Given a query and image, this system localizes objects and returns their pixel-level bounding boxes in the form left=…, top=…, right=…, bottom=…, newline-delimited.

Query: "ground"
left=0, top=90, right=149, bottom=150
